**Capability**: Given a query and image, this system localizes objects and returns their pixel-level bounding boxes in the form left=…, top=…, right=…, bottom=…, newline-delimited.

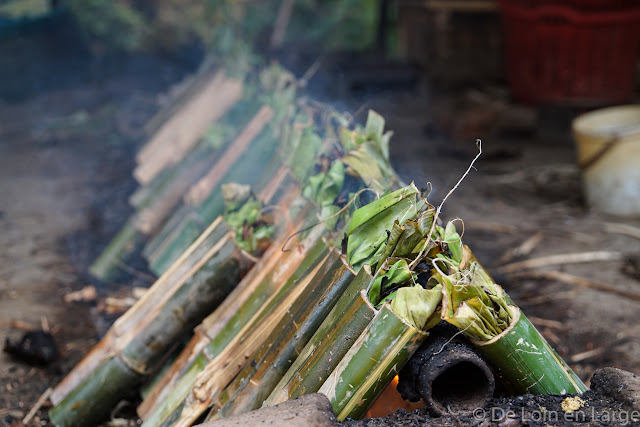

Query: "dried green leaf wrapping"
left=302, top=160, right=345, bottom=208
left=368, top=259, right=415, bottom=307
left=346, top=184, right=422, bottom=271
left=443, top=222, right=464, bottom=266
left=285, top=126, right=327, bottom=181
left=439, top=260, right=512, bottom=342
left=222, top=184, right=273, bottom=254
left=391, top=284, right=442, bottom=330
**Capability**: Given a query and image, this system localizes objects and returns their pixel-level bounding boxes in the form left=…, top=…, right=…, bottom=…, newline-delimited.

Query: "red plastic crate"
left=498, top=0, right=640, bottom=105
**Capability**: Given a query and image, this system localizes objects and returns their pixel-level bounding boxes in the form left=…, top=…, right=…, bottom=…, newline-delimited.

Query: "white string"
left=409, top=139, right=482, bottom=270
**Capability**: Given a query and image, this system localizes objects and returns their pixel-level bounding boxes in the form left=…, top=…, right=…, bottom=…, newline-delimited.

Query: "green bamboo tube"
left=148, top=215, right=207, bottom=276
left=142, top=203, right=189, bottom=260
left=133, top=145, right=219, bottom=235
left=141, top=226, right=329, bottom=427
left=49, top=357, right=142, bottom=427
left=50, top=235, right=246, bottom=427
left=318, top=303, right=429, bottom=421
left=137, top=203, right=311, bottom=420
left=113, top=218, right=233, bottom=337
left=471, top=306, right=587, bottom=395
left=211, top=252, right=355, bottom=419
left=163, top=239, right=333, bottom=427
left=121, top=243, right=243, bottom=373
left=89, top=220, right=144, bottom=282
left=147, top=127, right=284, bottom=275
left=265, top=270, right=376, bottom=406
left=130, top=167, right=172, bottom=208
left=52, top=218, right=231, bottom=405
left=130, top=142, right=211, bottom=213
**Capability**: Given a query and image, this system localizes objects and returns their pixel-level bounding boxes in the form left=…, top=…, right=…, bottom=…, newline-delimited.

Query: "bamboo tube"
left=49, top=357, right=141, bottom=427
left=50, top=233, right=252, bottom=427
left=51, top=216, right=230, bottom=405
left=88, top=220, right=144, bottom=282
left=141, top=57, right=217, bottom=138
left=156, top=233, right=332, bottom=427
left=130, top=167, right=172, bottom=208
left=133, top=144, right=220, bottom=235
left=471, top=306, right=586, bottom=395
left=91, top=142, right=222, bottom=282
left=210, top=252, right=355, bottom=419
left=140, top=222, right=327, bottom=426
left=264, top=270, right=376, bottom=406
left=146, top=119, right=283, bottom=275
left=318, top=303, right=429, bottom=421
left=142, top=205, right=196, bottom=267
left=184, top=105, right=274, bottom=206
left=134, top=71, right=243, bottom=184
left=436, top=241, right=586, bottom=396
left=137, top=189, right=304, bottom=420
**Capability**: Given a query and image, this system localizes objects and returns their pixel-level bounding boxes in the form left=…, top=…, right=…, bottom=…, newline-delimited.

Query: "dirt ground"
left=0, top=20, right=197, bottom=425
left=1, top=18, right=640, bottom=427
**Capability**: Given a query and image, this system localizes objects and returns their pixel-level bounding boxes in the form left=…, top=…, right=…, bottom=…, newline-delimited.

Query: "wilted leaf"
left=346, top=184, right=423, bottom=271
left=391, top=284, right=442, bottom=330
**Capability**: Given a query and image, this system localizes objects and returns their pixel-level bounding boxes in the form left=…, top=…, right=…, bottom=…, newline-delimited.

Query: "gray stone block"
left=197, top=393, right=338, bottom=427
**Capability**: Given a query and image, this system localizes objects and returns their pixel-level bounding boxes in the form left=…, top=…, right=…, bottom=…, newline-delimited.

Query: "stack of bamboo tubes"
left=49, top=59, right=587, bottom=427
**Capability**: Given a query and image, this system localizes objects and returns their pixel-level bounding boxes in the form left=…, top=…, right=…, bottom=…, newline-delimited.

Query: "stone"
left=590, top=367, right=640, bottom=411
left=196, top=393, right=338, bottom=427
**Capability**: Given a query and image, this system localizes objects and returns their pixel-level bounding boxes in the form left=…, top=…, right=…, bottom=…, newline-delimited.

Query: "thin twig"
left=509, top=270, right=640, bottom=302
left=495, top=232, right=544, bottom=265
left=270, top=0, right=295, bottom=49
left=527, top=316, right=563, bottom=329
left=465, top=221, right=518, bottom=234
left=604, top=222, right=640, bottom=240
left=570, top=337, right=634, bottom=363
left=22, top=387, right=52, bottom=424
left=410, top=139, right=482, bottom=270
left=497, top=251, right=623, bottom=274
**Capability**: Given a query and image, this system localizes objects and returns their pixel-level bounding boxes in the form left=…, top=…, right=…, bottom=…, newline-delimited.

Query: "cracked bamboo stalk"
left=52, top=215, right=229, bottom=405
left=137, top=196, right=307, bottom=421
left=264, top=270, right=376, bottom=406
left=209, top=251, right=355, bottom=419
left=471, top=306, right=586, bottom=395
left=154, top=230, right=332, bottom=427
left=318, top=303, right=429, bottom=421
left=50, top=230, right=246, bottom=427
left=134, top=71, right=243, bottom=184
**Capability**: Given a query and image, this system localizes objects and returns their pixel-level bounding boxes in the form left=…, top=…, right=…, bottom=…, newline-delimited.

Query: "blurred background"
left=1, top=0, right=639, bottom=425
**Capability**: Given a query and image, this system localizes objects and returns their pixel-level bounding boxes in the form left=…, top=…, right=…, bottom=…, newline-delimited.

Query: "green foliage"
left=391, top=283, right=442, bottom=331
left=340, top=111, right=395, bottom=193
left=222, top=183, right=274, bottom=255
left=346, top=183, right=422, bottom=272
left=67, top=0, right=149, bottom=51
left=369, top=259, right=415, bottom=307
left=285, top=0, right=380, bottom=52
left=0, top=0, right=49, bottom=18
